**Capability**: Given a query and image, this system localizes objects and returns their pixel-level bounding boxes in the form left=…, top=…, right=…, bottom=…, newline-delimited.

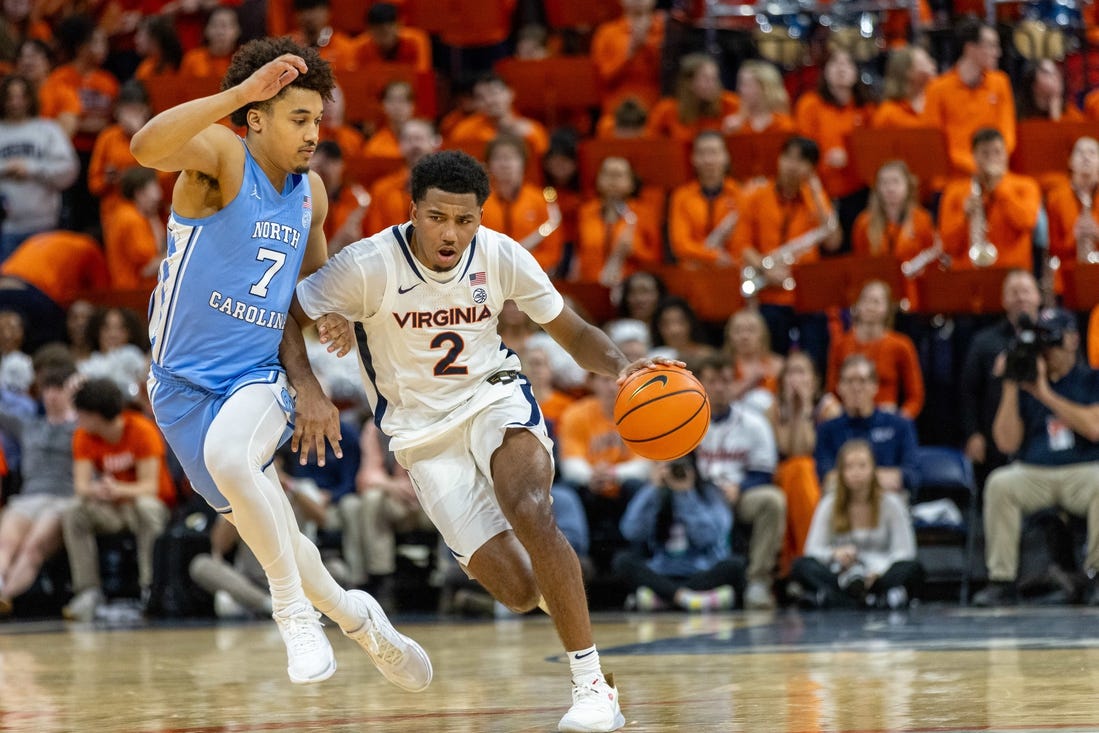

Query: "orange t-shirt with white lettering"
left=73, top=410, right=176, bottom=507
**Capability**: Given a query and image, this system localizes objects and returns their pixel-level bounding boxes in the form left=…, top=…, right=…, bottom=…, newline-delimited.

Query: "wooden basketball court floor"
left=2, top=605, right=1099, bottom=732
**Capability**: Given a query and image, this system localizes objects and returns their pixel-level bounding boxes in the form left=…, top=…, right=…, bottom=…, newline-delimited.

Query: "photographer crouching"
left=974, top=308, right=1099, bottom=606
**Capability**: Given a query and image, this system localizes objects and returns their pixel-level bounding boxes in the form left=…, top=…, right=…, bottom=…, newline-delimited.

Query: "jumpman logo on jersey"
left=251, top=185, right=261, bottom=200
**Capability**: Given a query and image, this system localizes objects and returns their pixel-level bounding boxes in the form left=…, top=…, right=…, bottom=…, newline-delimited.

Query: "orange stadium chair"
left=344, top=154, right=405, bottom=188
left=577, top=138, right=691, bottom=195
left=850, top=127, right=949, bottom=191
left=1011, top=120, right=1099, bottom=181
left=791, top=256, right=904, bottom=313
left=145, top=74, right=221, bottom=114
left=658, top=266, right=744, bottom=323
left=404, top=0, right=513, bottom=46
left=340, top=64, right=437, bottom=129
left=330, top=0, right=368, bottom=35
left=914, top=267, right=1012, bottom=315
left=495, top=57, right=601, bottom=128
left=552, top=279, right=616, bottom=324
left=542, top=0, right=620, bottom=29
left=1061, top=262, right=1099, bottom=311
left=724, top=131, right=791, bottom=182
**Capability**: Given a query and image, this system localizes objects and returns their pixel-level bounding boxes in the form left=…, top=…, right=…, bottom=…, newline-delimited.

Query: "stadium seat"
left=911, top=446, right=979, bottom=604
left=495, top=56, right=601, bottom=128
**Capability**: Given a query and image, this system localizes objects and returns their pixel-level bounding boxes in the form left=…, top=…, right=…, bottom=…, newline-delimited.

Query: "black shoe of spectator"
left=1086, top=573, right=1099, bottom=606
left=972, top=581, right=1018, bottom=607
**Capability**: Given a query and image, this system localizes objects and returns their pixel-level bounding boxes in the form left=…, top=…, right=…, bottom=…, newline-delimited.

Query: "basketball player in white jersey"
left=129, top=38, right=431, bottom=689
left=285, top=150, right=677, bottom=732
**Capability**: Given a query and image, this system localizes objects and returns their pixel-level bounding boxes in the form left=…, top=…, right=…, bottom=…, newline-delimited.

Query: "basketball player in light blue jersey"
left=284, top=150, right=681, bottom=732
left=130, top=37, right=431, bottom=689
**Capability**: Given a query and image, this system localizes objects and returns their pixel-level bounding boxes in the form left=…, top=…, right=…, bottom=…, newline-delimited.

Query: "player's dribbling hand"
left=240, top=53, right=309, bottom=103
left=317, top=313, right=354, bottom=357
left=617, top=356, right=686, bottom=385
left=290, top=384, right=343, bottom=467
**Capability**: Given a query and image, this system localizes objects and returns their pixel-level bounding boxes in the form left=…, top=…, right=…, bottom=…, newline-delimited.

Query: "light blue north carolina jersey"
left=148, top=139, right=312, bottom=392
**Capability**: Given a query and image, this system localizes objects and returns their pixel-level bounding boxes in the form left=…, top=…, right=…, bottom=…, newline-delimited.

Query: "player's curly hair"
left=221, top=37, right=335, bottom=128
left=410, top=150, right=490, bottom=206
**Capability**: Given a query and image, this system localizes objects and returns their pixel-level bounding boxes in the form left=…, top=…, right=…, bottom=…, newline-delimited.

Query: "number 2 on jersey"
left=249, top=247, right=286, bottom=297
left=431, top=332, right=468, bottom=376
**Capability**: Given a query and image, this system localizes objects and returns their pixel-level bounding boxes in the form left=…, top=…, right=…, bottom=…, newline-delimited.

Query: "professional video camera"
left=1003, top=313, right=1066, bottom=383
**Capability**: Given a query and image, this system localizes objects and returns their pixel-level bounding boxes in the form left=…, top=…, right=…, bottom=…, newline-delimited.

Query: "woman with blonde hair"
left=767, top=351, right=840, bottom=573
left=825, top=279, right=925, bottom=419
left=871, top=45, right=937, bottom=129
left=722, top=60, right=795, bottom=135
left=722, top=308, right=784, bottom=410
left=790, top=439, right=922, bottom=608
left=646, top=53, right=740, bottom=143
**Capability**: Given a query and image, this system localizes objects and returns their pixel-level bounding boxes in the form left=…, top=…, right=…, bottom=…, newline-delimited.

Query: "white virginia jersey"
left=148, top=139, right=311, bottom=391
left=296, top=223, right=564, bottom=450
left=695, top=403, right=778, bottom=486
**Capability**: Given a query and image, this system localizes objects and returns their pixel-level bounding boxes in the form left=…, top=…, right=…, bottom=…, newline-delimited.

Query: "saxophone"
left=968, top=177, right=999, bottom=268
left=900, top=235, right=951, bottom=278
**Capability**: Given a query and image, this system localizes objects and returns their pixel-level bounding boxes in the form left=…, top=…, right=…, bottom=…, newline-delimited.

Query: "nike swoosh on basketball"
left=631, top=374, right=668, bottom=400
left=397, top=283, right=420, bottom=294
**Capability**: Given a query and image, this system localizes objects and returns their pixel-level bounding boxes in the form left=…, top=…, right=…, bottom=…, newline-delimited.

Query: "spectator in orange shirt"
left=646, top=53, right=740, bottom=144
left=40, top=14, right=118, bottom=151
left=103, top=167, right=165, bottom=293
left=794, top=47, right=876, bottom=244
left=88, top=78, right=150, bottom=225
left=310, top=140, right=370, bottom=254
left=723, top=60, right=794, bottom=136
left=179, top=6, right=241, bottom=78
left=541, top=128, right=582, bottom=250
left=1018, top=59, right=1083, bottom=122
left=595, top=97, right=650, bottom=140
left=1047, top=136, right=1099, bottom=297
left=0, top=230, right=109, bottom=352
left=871, top=45, right=937, bottom=129
left=723, top=307, right=783, bottom=410
left=362, top=80, right=413, bottom=159
left=938, top=128, right=1041, bottom=273
left=365, top=117, right=439, bottom=236
left=0, top=73, right=78, bottom=259
left=732, top=137, right=841, bottom=367
left=668, top=130, right=740, bottom=268
left=16, top=38, right=55, bottom=96
left=591, top=0, right=665, bottom=115
left=826, top=280, right=925, bottom=419
left=353, top=2, right=431, bottom=73
left=448, top=73, right=549, bottom=160
left=133, top=13, right=182, bottom=81
left=60, top=377, right=172, bottom=621
left=481, top=135, right=564, bottom=275
left=572, top=156, right=662, bottom=286
left=437, top=74, right=475, bottom=141
left=319, top=82, right=365, bottom=159
left=291, top=0, right=357, bottom=71
left=923, top=17, right=1015, bottom=178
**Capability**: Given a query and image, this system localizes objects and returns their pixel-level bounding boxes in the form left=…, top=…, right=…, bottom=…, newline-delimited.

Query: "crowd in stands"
left=3, top=0, right=1099, bottom=620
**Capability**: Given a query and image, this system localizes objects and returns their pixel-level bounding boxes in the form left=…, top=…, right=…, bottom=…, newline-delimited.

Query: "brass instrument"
left=1075, top=189, right=1099, bottom=265
left=900, top=236, right=951, bottom=278
left=538, top=187, right=562, bottom=238
left=740, top=219, right=835, bottom=297
left=968, top=178, right=999, bottom=268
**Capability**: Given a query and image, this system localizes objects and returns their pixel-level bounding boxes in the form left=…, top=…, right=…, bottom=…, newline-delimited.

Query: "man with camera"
left=974, top=308, right=1099, bottom=606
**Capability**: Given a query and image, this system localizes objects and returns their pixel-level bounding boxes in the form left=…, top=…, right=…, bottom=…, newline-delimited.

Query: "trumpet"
left=968, top=177, right=999, bottom=268
left=1075, top=188, right=1099, bottom=264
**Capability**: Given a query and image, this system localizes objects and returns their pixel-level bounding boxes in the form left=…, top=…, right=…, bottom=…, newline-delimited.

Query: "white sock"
left=567, top=645, right=603, bottom=683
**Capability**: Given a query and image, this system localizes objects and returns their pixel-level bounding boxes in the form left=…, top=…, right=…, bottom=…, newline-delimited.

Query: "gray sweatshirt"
left=0, top=410, right=75, bottom=498
left=0, top=118, right=79, bottom=235
left=804, top=491, right=916, bottom=577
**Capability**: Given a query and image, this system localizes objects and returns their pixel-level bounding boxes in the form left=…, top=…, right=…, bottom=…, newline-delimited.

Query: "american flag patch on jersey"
left=469, top=272, right=487, bottom=286
left=303, top=195, right=312, bottom=210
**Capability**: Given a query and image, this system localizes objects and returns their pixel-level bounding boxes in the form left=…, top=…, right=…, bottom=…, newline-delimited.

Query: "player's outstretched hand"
left=616, top=356, right=686, bottom=385
left=291, top=384, right=343, bottom=466
left=317, top=313, right=354, bottom=356
left=239, top=53, right=308, bottom=104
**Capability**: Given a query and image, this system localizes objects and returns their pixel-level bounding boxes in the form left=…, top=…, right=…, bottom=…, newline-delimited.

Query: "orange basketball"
left=614, top=365, right=711, bottom=461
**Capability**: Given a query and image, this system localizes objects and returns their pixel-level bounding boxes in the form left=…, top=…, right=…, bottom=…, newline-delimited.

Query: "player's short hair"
left=74, top=377, right=124, bottom=420
left=410, top=150, right=490, bottom=206
left=222, top=37, right=335, bottom=128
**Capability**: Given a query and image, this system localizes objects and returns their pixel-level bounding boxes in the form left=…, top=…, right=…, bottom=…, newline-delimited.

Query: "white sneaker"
left=343, top=589, right=432, bottom=692
left=272, top=602, right=337, bottom=685
left=62, top=588, right=104, bottom=622
left=558, top=673, right=625, bottom=732
left=744, top=581, right=776, bottom=610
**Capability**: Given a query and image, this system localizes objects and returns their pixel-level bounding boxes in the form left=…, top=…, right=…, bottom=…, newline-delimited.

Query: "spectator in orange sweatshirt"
left=40, top=14, right=117, bottom=151
left=923, top=17, right=1015, bottom=178
left=319, top=82, right=365, bottom=159
left=723, top=307, right=783, bottom=410
left=179, top=6, right=241, bottom=79
left=732, top=136, right=841, bottom=368
left=1047, top=136, right=1099, bottom=298
left=365, top=117, right=439, bottom=236
left=481, top=135, right=564, bottom=275
left=722, top=60, right=795, bottom=136
left=88, top=79, right=150, bottom=225
left=668, top=130, right=741, bottom=268
left=646, top=53, right=740, bottom=143
left=290, top=0, right=356, bottom=71
left=448, top=72, right=549, bottom=160
left=102, top=166, right=164, bottom=293
left=826, top=280, right=925, bottom=419
left=1018, top=59, right=1083, bottom=123
left=133, top=14, right=182, bottom=81
left=362, top=80, right=414, bottom=159
left=938, top=127, right=1041, bottom=272
left=794, top=46, right=876, bottom=246
left=310, top=140, right=370, bottom=255
left=572, top=156, right=662, bottom=286
left=590, top=0, right=665, bottom=115
left=353, top=2, right=431, bottom=73
left=871, top=45, right=937, bottom=129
